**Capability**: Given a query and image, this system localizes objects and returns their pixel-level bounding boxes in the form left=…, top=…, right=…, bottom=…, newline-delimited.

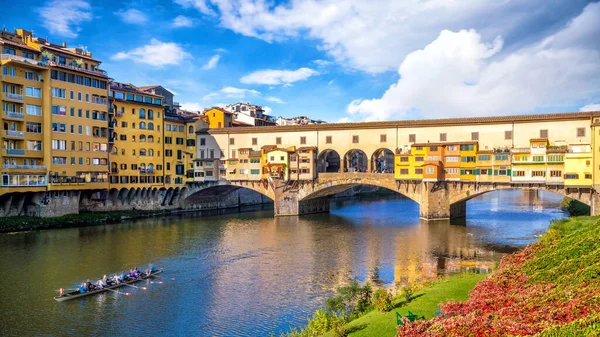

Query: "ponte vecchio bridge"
left=187, top=111, right=600, bottom=220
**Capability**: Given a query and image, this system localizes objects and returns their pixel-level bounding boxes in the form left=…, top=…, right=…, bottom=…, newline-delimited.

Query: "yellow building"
left=1, top=30, right=48, bottom=194
left=203, top=107, right=233, bottom=128
left=163, top=111, right=194, bottom=186
left=15, top=29, right=111, bottom=192
left=564, top=144, right=592, bottom=186
left=266, top=148, right=294, bottom=180
left=459, top=142, right=478, bottom=181
left=108, top=82, right=164, bottom=189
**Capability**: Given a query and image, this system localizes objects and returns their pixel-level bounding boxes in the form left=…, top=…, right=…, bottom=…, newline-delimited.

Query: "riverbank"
left=396, top=215, right=600, bottom=336
left=0, top=210, right=171, bottom=233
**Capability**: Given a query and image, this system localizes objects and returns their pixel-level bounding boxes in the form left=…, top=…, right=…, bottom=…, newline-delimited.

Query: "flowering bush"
left=397, top=218, right=600, bottom=336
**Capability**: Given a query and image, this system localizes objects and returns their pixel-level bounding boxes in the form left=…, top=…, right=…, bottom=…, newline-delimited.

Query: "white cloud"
left=313, top=59, right=333, bottom=67
left=337, top=117, right=352, bottom=123
left=37, top=0, right=92, bottom=38
left=114, top=8, right=148, bottom=25
left=327, top=80, right=335, bottom=86
left=174, top=0, right=215, bottom=16
left=265, top=96, right=285, bottom=104
left=172, top=15, right=195, bottom=28
left=346, top=3, right=600, bottom=121
left=180, top=0, right=575, bottom=73
left=180, top=102, right=204, bottom=112
left=201, top=54, right=221, bottom=70
left=112, top=39, right=191, bottom=67
left=240, top=67, right=319, bottom=85
left=263, top=106, right=272, bottom=115
left=214, top=48, right=228, bottom=53
left=581, top=104, right=600, bottom=112
left=203, top=86, right=261, bottom=100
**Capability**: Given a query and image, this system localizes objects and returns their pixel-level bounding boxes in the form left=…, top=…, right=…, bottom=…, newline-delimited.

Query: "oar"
left=150, top=281, right=164, bottom=284
left=105, top=288, right=130, bottom=296
left=123, top=284, right=147, bottom=290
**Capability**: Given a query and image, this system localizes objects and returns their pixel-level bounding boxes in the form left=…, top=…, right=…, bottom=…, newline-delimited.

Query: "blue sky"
left=2, top=0, right=600, bottom=122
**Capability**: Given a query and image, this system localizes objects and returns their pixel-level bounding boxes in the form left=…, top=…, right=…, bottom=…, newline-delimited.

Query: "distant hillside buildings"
left=276, top=116, right=326, bottom=126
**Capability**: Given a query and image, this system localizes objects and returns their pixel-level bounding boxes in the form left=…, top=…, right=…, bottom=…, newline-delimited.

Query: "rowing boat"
left=54, top=269, right=163, bottom=302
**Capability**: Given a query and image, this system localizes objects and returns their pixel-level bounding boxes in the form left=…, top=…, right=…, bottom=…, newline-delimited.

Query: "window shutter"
left=507, top=169, right=511, bottom=176
left=474, top=169, right=480, bottom=175
left=489, top=169, right=493, bottom=175
left=460, top=169, right=465, bottom=175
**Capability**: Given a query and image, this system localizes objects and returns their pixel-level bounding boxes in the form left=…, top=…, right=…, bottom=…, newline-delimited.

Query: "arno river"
left=0, top=190, right=566, bottom=336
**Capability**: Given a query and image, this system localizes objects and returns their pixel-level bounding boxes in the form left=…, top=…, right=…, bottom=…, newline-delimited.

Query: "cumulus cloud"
left=265, top=96, right=285, bottom=104
left=203, top=86, right=261, bottom=100
left=172, top=15, right=195, bottom=28
left=112, top=39, right=191, bottom=67
left=263, top=106, right=272, bottom=115
left=312, top=59, right=333, bottom=67
left=114, top=8, right=148, bottom=24
left=201, top=54, right=221, bottom=70
left=581, top=104, right=600, bottom=112
left=180, top=102, right=204, bottom=112
left=346, top=3, right=600, bottom=121
left=175, top=0, right=583, bottom=73
left=37, top=0, right=92, bottom=38
left=240, top=67, right=319, bottom=85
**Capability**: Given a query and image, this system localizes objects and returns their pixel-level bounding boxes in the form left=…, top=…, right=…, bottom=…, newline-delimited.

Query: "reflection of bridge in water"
left=183, top=172, right=596, bottom=220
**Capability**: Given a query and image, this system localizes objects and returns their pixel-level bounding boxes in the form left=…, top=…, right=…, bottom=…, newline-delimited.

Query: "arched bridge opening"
left=183, top=183, right=274, bottom=212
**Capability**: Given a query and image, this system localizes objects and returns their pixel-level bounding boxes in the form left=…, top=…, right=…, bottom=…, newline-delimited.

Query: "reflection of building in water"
left=393, top=220, right=500, bottom=286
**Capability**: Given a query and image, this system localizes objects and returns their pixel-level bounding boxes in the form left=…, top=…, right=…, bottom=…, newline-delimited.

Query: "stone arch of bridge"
left=371, top=148, right=395, bottom=174
left=343, top=149, right=369, bottom=173
left=299, top=174, right=421, bottom=204
left=182, top=180, right=275, bottom=203
left=317, top=149, right=341, bottom=173
left=447, top=184, right=591, bottom=207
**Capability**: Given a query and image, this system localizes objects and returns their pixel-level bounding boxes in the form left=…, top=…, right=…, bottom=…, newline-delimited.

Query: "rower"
left=79, top=283, right=87, bottom=293
left=102, top=275, right=108, bottom=286
left=86, top=279, right=92, bottom=291
left=96, top=280, right=104, bottom=289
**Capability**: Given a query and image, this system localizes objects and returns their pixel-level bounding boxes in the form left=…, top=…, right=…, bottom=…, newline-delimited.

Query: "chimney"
left=62, top=41, right=66, bottom=47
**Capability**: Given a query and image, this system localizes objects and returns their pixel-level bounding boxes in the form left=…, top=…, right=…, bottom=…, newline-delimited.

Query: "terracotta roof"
left=267, top=148, right=295, bottom=153
left=209, top=111, right=598, bottom=134
left=0, top=38, right=39, bottom=52
left=138, top=85, right=160, bottom=90
left=205, top=107, right=234, bottom=115
left=297, top=146, right=317, bottom=151
left=477, top=150, right=493, bottom=154
left=261, top=145, right=277, bottom=150
left=232, top=120, right=253, bottom=127
left=237, top=148, right=253, bottom=151
left=412, top=141, right=478, bottom=147
left=530, top=138, right=549, bottom=142
left=547, top=148, right=568, bottom=153
left=225, top=158, right=238, bottom=161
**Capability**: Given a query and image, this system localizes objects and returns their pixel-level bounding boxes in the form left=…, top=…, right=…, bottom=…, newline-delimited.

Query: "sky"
left=2, top=0, right=600, bottom=122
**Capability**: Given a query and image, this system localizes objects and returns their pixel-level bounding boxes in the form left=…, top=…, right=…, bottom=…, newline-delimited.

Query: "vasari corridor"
left=1, top=1, right=600, bottom=336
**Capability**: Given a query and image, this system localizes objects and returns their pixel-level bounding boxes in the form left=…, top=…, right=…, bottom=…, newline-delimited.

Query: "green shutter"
left=507, top=169, right=511, bottom=176
left=512, top=170, right=515, bottom=177
left=460, top=169, right=465, bottom=175
left=490, top=169, right=494, bottom=175
left=474, top=169, right=480, bottom=175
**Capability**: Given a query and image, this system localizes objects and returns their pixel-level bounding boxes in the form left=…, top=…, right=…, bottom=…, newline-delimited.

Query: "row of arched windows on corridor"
left=111, top=147, right=160, bottom=157
left=137, top=108, right=155, bottom=120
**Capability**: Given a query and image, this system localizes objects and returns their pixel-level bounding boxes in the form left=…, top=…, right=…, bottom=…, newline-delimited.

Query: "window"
left=52, top=157, right=67, bottom=165
left=513, top=170, right=526, bottom=177
left=380, top=134, right=387, bottom=143
left=78, top=92, right=82, bottom=101
left=495, top=154, right=509, bottom=161
left=430, top=146, right=438, bottom=152
left=25, top=87, right=41, bottom=98
left=176, top=138, right=184, bottom=145
left=532, top=171, right=545, bottom=177
left=26, top=122, right=42, bottom=133
left=70, top=91, right=74, bottom=100
left=461, top=156, right=476, bottom=163
left=460, top=144, right=475, bottom=151
left=447, top=145, right=457, bottom=151
left=415, top=168, right=423, bottom=174
left=400, top=157, right=409, bottom=162
left=550, top=170, right=562, bottom=177
left=540, top=129, right=548, bottom=138
left=252, top=138, right=258, bottom=145
left=446, top=168, right=458, bottom=174
left=139, top=108, right=146, bottom=119
left=301, top=136, right=307, bottom=145
left=585, top=173, right=592, bottom=179
left=532, top=155, right=544, bottom=162
left=478, top=154, right=491, bottom=161
left=577, top=128, right=586, bottom=137
left=439, top=133, right=447, bottom=142
left=26, top=105, right=42, bottom=116
left=400, top=169, right=409, bottom=174
left=78, top=109, right=82, bottom=118
left=52, top=122, right=66, bottom=133
left=200, top=138, right=206, bottom=146
left=565, top=173, right=578, bottom=179
left=352, top=135, right=359, bottom=143
left=415, top=156, right=424, bottom=162
left=326, top=136, right=332, bottom=144
left=409, top=134, right=416, bottom=143
left=426, top=167, right=434, bottom=174
left=505, top=130, right=512, bottom=140
left=276, top=137, right=281, bottom=145
left=52, top=88, right=66, bottom=98
left=51, top=105, right=66, bottom=115
left=229, top=138, right=235, bottom=145
left=471, top=132, right=479, bottom=141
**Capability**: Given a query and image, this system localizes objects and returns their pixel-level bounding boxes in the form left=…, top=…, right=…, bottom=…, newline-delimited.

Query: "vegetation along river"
left=0, top=189, right=567, bottom=336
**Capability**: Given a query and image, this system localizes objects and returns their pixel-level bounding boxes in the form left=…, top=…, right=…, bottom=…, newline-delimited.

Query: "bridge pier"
left=274, top=194, right=330, bottom=216
left=419, top=182, right=466, bottom=220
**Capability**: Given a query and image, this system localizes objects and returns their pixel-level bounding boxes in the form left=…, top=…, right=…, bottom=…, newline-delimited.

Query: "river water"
left=0, top=190, right=566, bottom=336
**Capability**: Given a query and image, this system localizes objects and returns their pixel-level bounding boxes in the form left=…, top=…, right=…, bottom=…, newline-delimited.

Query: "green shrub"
left=401, top=285, right=414, bottom=302
left=325, top=281, right=373, bottom=318
left=372, top=288, right=393, bottom=312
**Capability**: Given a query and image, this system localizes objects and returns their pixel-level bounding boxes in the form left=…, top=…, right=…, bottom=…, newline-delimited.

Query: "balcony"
left=3, top=164, right=46, bottom=170
left=5, top=149, right=25, bottom=156
left=92, top=97, right=109, bottom=106
left=4, top=111, right=24, bottom=120
left=4, top=92, right=24, bottom=101
left=0, top=54, right=47, bottom=69
left=3, top=130, right=24, bottom=138
left=147, top=168, right=155, bottom=174
left=140, top=168, right=147, bottom=174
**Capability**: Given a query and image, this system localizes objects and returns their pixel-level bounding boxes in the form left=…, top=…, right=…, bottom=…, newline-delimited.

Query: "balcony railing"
left=3, top=164, right=46, bottom=170
left=4, top=130, right=24, bottom=138
left=139, top=169, right=147, bottom=174
left=92, top=97, right=108, bottom=105
left=0, top=54, right=44, bottom=67
left=4, top=92, right=23, bottom=101
left=4, top=111, right=24, bottom=119
left=111, top=168, right=118, bottom=173
left=6, top=149, right=25, bottom=155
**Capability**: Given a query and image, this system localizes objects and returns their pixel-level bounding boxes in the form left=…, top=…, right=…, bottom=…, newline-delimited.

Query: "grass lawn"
left=333, top=273, right=486, bottom=337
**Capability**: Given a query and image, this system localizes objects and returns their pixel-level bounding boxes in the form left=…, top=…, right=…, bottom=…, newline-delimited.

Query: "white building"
left=276, top=116, right=326, bottom=126
left=225, top=102, right=276, bottom=127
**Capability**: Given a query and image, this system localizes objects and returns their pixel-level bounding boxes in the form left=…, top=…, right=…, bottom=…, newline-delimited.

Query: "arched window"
left=140, top=134, right=146, bottom=142
left=139, top=108, right=146, bottom=119
left=140, top=163, right=146, bottom=169
left=148, top=109, right=154, bottom=120
left=140, top=148, right=146, bottom=156
left=148, top=122, right=154, bottom=130
left=188, top=125, right=194, bottom=134
left=132, top=135, right=136, bottom=142
left=132, top=122, right=136, bottom=129
left=140, top=122, right=146, bottom=129
left=148, top=163, right=154, bottom=171
left=111, top=146, right=118, bottom=154
left=148, top=135, right=154, bottom=143
left=148, top=149, right=154, bottom=156
left=132, top=149, right=136, bottom=156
